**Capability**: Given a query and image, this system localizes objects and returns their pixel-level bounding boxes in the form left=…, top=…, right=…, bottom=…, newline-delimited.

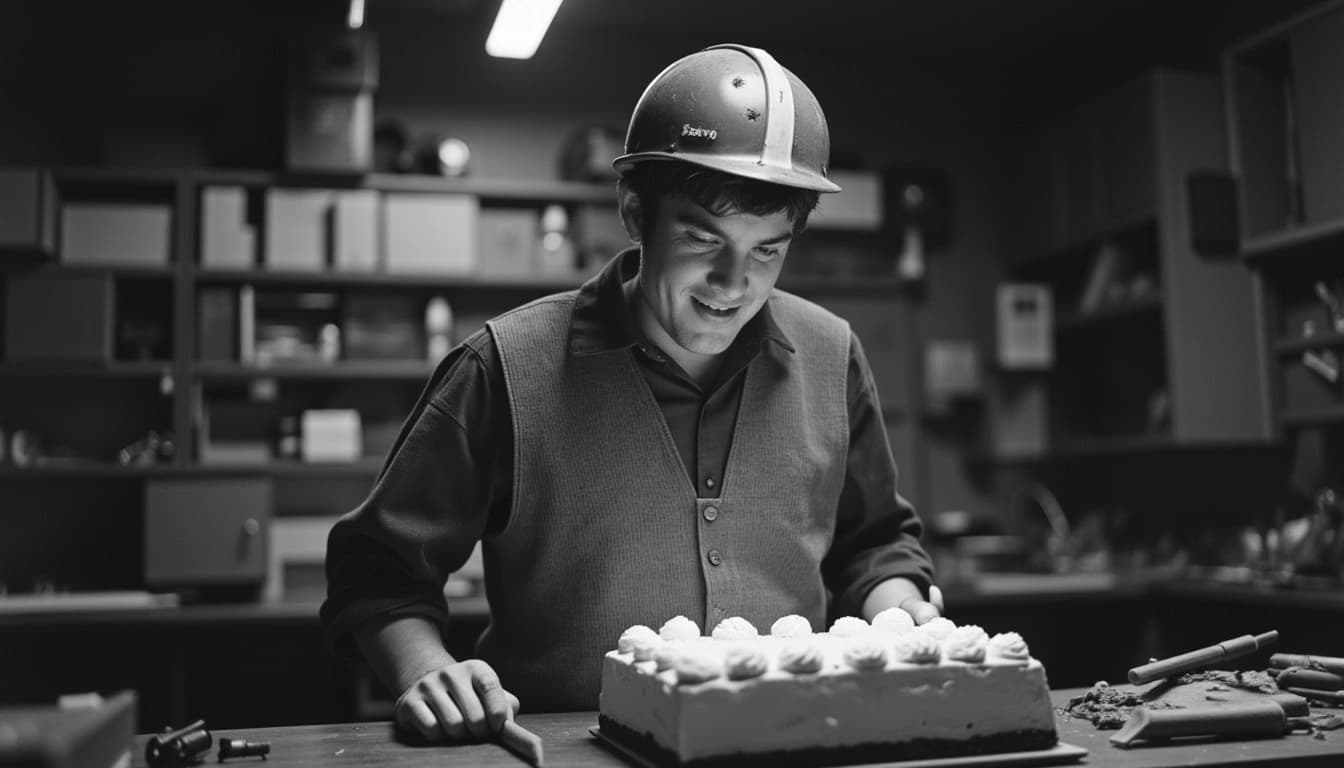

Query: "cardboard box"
left=0, top=168, right=56, bottom=256
left=197, top=287, right=237, bottom=361
left=301, top=409, right=362, bottom=463
left=333, top=189, right=380, bottom=272
left=384, top=193, right=478, bottom=275
left=810, top=170, right=883, bottom=231
left=61, top=203, right=172, bottom=266
left=477, top=208, right=538, bottom=276
left=3, top=273, right=112, bottom=362
left=264, top=188, right=331, bottom=271
left=200, top=185, right=255, bottom=269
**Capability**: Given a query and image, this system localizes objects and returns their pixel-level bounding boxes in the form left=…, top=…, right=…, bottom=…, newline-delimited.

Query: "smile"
left=692, top=296, right=740, bottom=317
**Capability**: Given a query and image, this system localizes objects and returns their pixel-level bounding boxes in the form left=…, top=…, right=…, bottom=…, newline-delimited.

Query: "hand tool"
left=1109, top=694, right=1310, bottom=748
left=1128, top=631, right=1278, bottom=685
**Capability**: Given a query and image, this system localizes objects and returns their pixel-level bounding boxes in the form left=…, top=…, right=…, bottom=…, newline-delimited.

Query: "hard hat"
left=613, top=44, right=841, bottom=193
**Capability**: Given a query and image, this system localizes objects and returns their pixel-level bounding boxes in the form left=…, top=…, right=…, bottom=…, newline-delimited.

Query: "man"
left=322, top=43, right=939, bottom=744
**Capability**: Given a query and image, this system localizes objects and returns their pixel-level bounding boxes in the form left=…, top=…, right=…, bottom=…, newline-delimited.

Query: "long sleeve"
left=320, top=330, right=511, bottom=664
left=821, top=330, right=935, bottom=619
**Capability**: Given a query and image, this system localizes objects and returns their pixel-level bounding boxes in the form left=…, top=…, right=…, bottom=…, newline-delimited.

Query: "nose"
left=706, top=248, right=749, bottom=300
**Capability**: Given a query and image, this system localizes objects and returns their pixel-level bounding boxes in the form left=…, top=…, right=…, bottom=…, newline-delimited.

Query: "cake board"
left=590, top=726, right=1088, bottom=768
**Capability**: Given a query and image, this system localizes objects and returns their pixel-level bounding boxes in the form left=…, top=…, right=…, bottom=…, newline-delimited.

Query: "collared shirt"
left=322, top=249, right=934, bottom=664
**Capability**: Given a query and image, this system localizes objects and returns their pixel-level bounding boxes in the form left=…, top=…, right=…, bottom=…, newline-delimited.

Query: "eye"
left=686, top=230, right=719, bottom=248
left=752, top=245, right=782, bottom=263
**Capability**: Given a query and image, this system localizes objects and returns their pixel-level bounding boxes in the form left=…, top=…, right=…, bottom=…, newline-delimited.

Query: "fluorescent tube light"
left=485, top=0, right=564, bottom=59
left=347, top=0, right=365, bottom=29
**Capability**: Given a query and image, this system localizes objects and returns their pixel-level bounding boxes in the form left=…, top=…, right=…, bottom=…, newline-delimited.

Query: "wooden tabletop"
left=130, top=689, right=1344, bottom=768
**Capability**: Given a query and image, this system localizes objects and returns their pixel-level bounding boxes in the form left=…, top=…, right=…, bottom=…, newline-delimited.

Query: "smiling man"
left=322, top=43, right=939, bottom=744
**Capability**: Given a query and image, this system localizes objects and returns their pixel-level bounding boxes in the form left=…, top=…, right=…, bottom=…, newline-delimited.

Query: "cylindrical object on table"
left=1284, top=686, right=1344, bottom=704
left=1276, top=667, right=1344, bottom=691
left=1127, top=631, right=1278, bottom=685
left=1109, top=701, right=1288, bottom=748
left=1270, top=653, right=1344, bottom=676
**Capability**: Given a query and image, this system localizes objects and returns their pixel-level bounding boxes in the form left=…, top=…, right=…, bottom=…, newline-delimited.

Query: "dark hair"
left=621, top=160, right=821, bottom=237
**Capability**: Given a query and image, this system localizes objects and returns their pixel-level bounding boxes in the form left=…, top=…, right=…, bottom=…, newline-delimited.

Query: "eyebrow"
left=674, top=211, right=795, bottom=247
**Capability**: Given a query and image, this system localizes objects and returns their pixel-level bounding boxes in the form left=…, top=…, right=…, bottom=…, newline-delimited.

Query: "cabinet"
left=998, top=70, right=1272, bottom=458
left=1227, top=0, right=1344, bottom=494
left=0, top=166, right=919, bottom=597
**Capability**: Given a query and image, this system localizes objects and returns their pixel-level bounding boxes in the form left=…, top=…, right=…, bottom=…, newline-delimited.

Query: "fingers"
left=472, top=663, right=517, bottom=734
left=929, top=584, right=945, bottom=612
left=395, top=661, right=520, bottom=744
left=900, top=597, right=942, bottom=625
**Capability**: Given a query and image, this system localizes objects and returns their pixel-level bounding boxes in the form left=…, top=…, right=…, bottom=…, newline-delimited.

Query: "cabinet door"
left=1292, top=2, right=1344, bottom=227
left=144, top=477, right=272, bottom=587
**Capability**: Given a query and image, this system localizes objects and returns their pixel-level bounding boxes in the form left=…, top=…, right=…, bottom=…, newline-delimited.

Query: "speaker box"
left=1187, top=171, right=1239, bottom=259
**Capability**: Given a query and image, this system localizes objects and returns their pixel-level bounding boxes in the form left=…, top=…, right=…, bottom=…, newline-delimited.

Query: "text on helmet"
left=681, top=124, right=718, bottom=141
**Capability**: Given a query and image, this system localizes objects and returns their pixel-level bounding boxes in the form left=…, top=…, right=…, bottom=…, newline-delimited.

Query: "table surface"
left=129, top=688, right=1344, bottom=768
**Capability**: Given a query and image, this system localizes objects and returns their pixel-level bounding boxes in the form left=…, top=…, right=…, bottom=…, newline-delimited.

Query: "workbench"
left=130, top=689, right=1344, bottom=768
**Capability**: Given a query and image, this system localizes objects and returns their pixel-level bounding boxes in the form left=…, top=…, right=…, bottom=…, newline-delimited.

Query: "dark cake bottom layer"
left=597, top=713, right=1059, bottom=767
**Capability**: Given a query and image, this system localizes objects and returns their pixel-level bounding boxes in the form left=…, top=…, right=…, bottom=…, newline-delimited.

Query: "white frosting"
left=671, top=646, right=722, bottom=684
left=711, top=616, right=759, bottom=641
left=653, top=642, right=682, bottom=671
left=770, top=614, right=813, bottom=637
left=871, top=607, right=915, bottom=634
left=659, top=615, right=702, bottom=642
left=724, top=645, right=769, bottom=680
left=988, top=631, right=1031, bottom=663
left=914, top=616, right=957, bottom=641
left=842, top=637, right=889, bottom=671
left=942, top=624, right=989, bottom=663
left=618, top=624, right=661, bottom=654
left=629, top=634, right=666, bottom=662
left=893, top=631, right=942, bottom=664
left=778, top=640, right=825, bottom=674
left=828, top=616, right=870, bottom=637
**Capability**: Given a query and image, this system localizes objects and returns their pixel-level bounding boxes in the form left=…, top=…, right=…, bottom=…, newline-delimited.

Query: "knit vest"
left=482, top=289, right=849, bottom=711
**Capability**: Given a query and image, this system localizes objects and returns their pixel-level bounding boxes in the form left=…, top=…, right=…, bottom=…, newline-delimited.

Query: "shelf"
left=187, top=169, right=616, bottom=204
left=0, top=458, right=384, bottom=479
left=11, top=262, right=175, bottom=278
left=194, top=360, right=435, bottom=381
left=194, top=268, right=593, bottom=291
left=1280, top=406, right=1344, bottom=427
left=0, top=361, right=172, bottom=378
left=1274, top=330, right=1344, bottom=355
left=1240, top=216, right=1344, bottom=266
left=1054, top=295, right=1163, bottom=332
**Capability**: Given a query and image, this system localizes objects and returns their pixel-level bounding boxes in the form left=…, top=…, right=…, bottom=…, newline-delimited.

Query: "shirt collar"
left=568, top=247, right=796, bottom=358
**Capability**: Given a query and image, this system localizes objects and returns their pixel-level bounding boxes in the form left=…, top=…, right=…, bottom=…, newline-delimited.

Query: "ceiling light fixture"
left=485, top=0, right=564, bottom=59
left=347, top=0, right=365, bottom=29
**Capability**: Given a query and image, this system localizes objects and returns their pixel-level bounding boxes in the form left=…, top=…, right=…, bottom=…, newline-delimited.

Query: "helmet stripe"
left=708, top=44, right=795, bottom=173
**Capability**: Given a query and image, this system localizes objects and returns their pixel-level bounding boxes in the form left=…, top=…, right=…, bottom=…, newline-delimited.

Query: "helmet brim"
left=613, top=152, right=842, bottom=194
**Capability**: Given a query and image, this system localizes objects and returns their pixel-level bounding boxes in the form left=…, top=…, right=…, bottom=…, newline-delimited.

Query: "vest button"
left=707, top=549, right=723, bottom=566
left=703, top=505, right=719, bottom=522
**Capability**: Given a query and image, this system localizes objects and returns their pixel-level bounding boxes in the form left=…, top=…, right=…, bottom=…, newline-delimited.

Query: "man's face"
left=632, top=193, right=794, bottom=358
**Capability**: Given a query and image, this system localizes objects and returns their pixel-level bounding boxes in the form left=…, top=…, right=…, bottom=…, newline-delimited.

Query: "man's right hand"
left=395, top=659, right=522, bottom=743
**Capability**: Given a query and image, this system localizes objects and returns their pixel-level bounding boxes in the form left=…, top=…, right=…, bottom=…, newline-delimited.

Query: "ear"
left=616, top=181, right=643, bottom=244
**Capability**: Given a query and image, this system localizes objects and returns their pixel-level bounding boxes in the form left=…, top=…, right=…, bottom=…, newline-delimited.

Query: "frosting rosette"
left=653, top=642, right=682, bottom=672
left=629, top=634, right=665, bottom=662
left=659, top=615, right=701, bottom=642
left=871, top=607, right=915, bottom=634
left=828, top=616, right=870, bottom=637
left=724, top=644, right=770, bottom=680
left=618, top=624, right=661, bottom=654
left=711, top=616, right=759, bottom=641
left=942, top=624, right=989, bottom=663
left=988, top=631, right=1031, bottom=663
left=892, top=631, right=942, bottom=664
left=914, top=616, right=957, bottom=641
left=778, top=640, right=825, bottom=674
left=671, top=646, right=723, bottom=684
left=770, top=614, right=813, bottom=638
left=842, top=637, right=889, bottom=671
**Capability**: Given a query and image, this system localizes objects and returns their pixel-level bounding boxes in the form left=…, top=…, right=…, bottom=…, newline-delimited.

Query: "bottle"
left=425, top=296, right=454, bottom=361
left=536, top=204, right=576, bottom=274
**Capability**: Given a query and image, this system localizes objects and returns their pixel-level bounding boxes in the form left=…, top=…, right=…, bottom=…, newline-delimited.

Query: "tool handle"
left=499, top=719, right=544, bottom=766
left=1276, top=667, right=1344, bottom=691
left=1270, top=653, right=1344, bottom=676
left=1109, top=701, right=1287, bottom=748
left=1127, top=631, right=1278, bottom=685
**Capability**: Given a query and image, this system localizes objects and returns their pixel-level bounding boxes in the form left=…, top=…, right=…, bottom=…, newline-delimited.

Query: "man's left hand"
left=863, top=578, right=944, bottom=624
